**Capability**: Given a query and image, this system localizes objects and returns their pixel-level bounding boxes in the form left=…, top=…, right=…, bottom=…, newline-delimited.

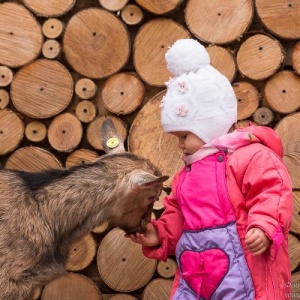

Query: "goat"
left=0, top=118, right=168, bottom=300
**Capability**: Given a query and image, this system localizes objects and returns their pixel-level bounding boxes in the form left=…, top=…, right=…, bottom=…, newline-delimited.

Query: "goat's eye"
left=148, top=196, right=158, bottom=201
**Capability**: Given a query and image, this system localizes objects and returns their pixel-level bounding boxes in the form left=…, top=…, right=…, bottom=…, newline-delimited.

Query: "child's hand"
left=245, top=227, right=271, bottom=256
left=125, top=223, right=160, bottom=247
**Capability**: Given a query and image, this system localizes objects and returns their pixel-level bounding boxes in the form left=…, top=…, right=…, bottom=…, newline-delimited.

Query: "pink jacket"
left=143, top=126, right=292, bottom=299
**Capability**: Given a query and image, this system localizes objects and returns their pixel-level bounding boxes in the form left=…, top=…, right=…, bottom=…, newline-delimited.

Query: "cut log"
left=42, top=39, right=62, bottom=60
left=102, top=72, right=145, bottom=115
left=264, top=71, right=300, bottom=114
left=97, top=228, right=157, bottom=292
left=134, top=18, right=190, bottom=86
left=135, top=0, right=182, bottom=15
left=30, top=286, right=42, bottom=300
left=25, top=121, right=47, bottom=143
left=291, top=272, right=300, bottom=294
left=252, top=107, right=274, bottom=125
left=63, top=8, right=130, bottom=79
left=291, top=191, right=300, bottom=235
left=48, top=113, right=83, bottom=152
left=0, top=109, right=24, bottom=155
left=41, top=272, right=102, bottom=300
left=153, top=189, right=167, bottom=211
left=232, top=81, right=260, bottom=120
left=65, top=148, right=99, bottom=168
left=66, top=234, right=97, bottom=272
left=293, top=41, right=300, bottom=76
left=142, top=279, right=173, bottom=300
left=236, top=34, right=284, bottom=81
left=42, top=18, right=65, bottom=39
left=289, top=233, right=300, bottom=272
left=157, top=258, right=177, bottom=279
left=0, top=66, right=13, bottom=87
left=0, top=2, right=43, bottom=68
left=255, top=0, right=300, bottom=39
left=0, top=89, right=10, bottom=109
left=99, top=0, right=128, bottom=12
left=92, top=222, right=109, bottom=234
left=11, top=59, right=73, bottom=119
left=275, top=113, right=300, bottom=188
left=22, top=0, right=76, bottom=17
left=87, top=115, right=127, bottom=151
left=110, top=295, right=137, bottom=300
left=185, top=0, right=253, bottom=44
left=128, top=90, right=182, bottom=188
left=5, top=146, right=62, bottom=171
left=75, top=78, right=98, bottom=100
left=121, top=4, right=144, bottom=26
left=75, top=100, right=97, bottom=123
left=206, top=45, right=236, bottom=82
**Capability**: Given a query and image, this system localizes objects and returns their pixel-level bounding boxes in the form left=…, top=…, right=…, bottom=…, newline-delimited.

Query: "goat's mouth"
left=124, top=202, right=154, bottom=235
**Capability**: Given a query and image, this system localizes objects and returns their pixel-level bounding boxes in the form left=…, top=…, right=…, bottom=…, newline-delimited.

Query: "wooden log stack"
left=1, top=0, right=300, bottom=298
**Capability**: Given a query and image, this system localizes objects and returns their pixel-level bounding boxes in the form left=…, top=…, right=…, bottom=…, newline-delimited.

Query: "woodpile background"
left=1, top=0, right=300, bottom=299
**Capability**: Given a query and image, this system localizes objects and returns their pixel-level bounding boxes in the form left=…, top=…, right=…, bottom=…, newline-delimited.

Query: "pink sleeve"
left=242, top=149, right=292, bottom=257
left=142, top=193, right=184, bottom=261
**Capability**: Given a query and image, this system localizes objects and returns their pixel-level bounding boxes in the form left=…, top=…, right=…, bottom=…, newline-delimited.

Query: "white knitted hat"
left=160, top=39, right=237, bottom=143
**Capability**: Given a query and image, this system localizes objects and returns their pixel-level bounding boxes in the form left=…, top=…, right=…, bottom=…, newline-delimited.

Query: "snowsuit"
left=143, top=125, right=292, bottom=299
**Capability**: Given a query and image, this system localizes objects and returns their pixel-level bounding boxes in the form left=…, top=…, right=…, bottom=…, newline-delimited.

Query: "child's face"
left=171, top=131, right=205, bottom=156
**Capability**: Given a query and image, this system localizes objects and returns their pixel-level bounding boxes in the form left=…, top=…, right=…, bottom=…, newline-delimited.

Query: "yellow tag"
left=106, top=137, right=120, bottom=149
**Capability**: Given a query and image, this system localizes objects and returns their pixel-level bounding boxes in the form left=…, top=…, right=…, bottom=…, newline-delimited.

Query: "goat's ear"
left=101, top=118, right=125, bottom=154
left=129, top=170, right=169, bottom=188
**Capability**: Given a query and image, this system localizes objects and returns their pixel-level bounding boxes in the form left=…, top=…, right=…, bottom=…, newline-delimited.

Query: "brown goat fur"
left=0, top=152, right=167, bottom=299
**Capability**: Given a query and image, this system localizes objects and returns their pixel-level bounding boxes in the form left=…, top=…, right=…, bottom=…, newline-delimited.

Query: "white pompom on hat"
left=161, top=39, right=237, bottom=143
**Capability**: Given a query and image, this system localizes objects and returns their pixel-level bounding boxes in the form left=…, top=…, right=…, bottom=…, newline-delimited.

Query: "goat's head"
left=100, top=118, right=168, bottom=234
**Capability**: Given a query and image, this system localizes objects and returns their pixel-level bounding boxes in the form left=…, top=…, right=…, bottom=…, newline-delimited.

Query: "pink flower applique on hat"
left=175, top=104, right=188, bottom=117
left=177, top=81, right=189, bottom=94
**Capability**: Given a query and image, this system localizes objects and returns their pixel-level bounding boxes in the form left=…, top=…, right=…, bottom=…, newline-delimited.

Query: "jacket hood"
left=236, top=125, right=283, bottom=158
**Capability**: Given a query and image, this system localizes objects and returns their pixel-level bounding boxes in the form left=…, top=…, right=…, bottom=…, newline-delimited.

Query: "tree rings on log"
left=11, top=59, right=73, bottom=119
left=255, top=0, right=300, bottom=39
left=264, top=71, right=300, bottom=114
left=63, top=8, right=130, bottom=79
left=185, top=0, right=253, bottom=45
left=0, top=89, right=10, bottom=109
left=75, top=78, right=98, bottom=100
left=206, top=45, right=236, bottom=82
left=42, top=18, right=65, bottom=39
left=291, top=272, right=300, bottom=294
left=66, top=234, right=97, bottom=272
left=232, top=82, right=259, bottom=120
left=291, top=191, right=300, bottom=235
left=99, top=0, right=128, bottom=12
left=289, top=233, right=300, bottom=272
left=142, top=279, right=173, bottom=300
left=134, top=19, right=190, bottom=86
left=5, top=146, right=62, bottom=171
left=252, top=107, right=274, bottom=126
left=42, top=39, right=62, bottom=60
left=157, top=258, right=177, bottom=279
left=0, top=2, right=43, bottom=68
left=0, top=66, right=13, bottom=87
left=102, top=72, right=145, bottom=115
left=128, top=91, right=182, bottom=188
left=66, top=149, right=99, bottom=168
left=135, top=0, right=182, bottom=15
left=22, top=0, right=76, bottom=17
left=87, top=116, right=127, bottom=151
left=75, top=100, right=97, bottom=123
left=292, top=41, right=300, bottom=75
left=236, top=34, right=284, bottom=80
left=275, top=113, right=300, bottom=188
left=41, top=272, right=102, bottom=300
left=121, top=4, right=144, bottom=26
left=110, top=295, right=137, bottom=300
left=48, top=113, right=83, bottom=152
left=97, top=228, right=157, bottom=292
left=0, top=109, right=24, bottom=155
left=25, top=121, right=47, bottom=143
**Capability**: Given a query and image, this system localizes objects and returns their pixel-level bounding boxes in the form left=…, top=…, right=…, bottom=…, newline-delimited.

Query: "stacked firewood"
left=1, top=0, right=300, bottom=299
